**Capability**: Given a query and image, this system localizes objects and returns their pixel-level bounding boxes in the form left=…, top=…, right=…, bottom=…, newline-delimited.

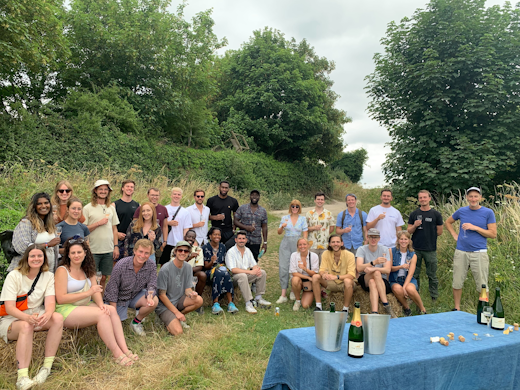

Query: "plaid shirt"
left=104, top=255, right=157, bottom=305
left=234, top=204, right=268, bottom=245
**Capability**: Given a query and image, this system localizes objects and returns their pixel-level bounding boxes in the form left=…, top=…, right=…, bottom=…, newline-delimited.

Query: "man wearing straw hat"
left=445, top=187, right=496, bottom=311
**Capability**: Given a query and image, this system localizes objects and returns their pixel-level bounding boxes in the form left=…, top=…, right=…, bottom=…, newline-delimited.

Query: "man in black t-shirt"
left=112, top=180, right=139, bottom=260
left=407, top=190, right=443, bottom=301
left=206, top=181, right=239, bottom=250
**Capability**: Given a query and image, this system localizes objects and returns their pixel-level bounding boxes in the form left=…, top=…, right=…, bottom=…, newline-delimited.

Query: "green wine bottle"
left=330, top=302, right=335, bottom=313
left=476, top=284, right=489, bottom=325
left=491, top=287, right=505, bottom=330
left=348, top=302, right=364, bottom=358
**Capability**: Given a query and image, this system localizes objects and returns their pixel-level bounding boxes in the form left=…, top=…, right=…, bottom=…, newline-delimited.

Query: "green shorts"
left=93, top=252, right=114, bottom=276
left=55, top=303, right=79, bottom=320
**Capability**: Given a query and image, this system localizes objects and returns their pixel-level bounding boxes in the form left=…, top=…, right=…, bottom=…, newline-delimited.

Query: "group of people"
left=278, top=188, right=496, bottom=320
left=0, top=180, right=272, bottom=390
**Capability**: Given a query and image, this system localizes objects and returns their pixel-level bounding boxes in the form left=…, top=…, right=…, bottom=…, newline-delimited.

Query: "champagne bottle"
left=476, top=284, right=489, bottom=325
left=330, top=302, right=335, bottom=313
left=491, top=287, right=505, bottom=330
left=348, top=302, right=364, bottom=358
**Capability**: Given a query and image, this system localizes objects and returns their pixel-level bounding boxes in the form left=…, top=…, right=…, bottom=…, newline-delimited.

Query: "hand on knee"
left=373, top=270, right=382, bottom=278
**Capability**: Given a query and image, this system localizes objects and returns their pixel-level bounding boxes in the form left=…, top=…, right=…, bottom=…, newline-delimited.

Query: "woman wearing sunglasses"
left=0, top=244, right=63, bottom=389
left=51, top=180, right=85, bottom=224
left=55, top=239, right=137, bottom=367
left=276, top=200, right=308, bottom=304
left=9, top=193, right=60, bottom=273
left=56, top=198, right=90, bottom=255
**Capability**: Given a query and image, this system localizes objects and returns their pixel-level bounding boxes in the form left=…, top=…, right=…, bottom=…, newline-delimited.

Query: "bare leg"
left=135, top=296, right=159, bottom=320
left=372, top=271, right=388, bottom=304
left=343, top=279, right=354, bottom=308
left=367, top=278, right=380, bottom=312
left=8, top=321, right=34, bottom=369
left=453, top=288, right=462, bottom=310
left=226, top=292, right=233, bottom=304
left=406, top=284, right=426, bottom=312
left=391, top=284, right=409, bottom=309
left=301, top=291, right=314, bottom=309
left=281, top=288, right=287, bottom=298
left=40, top=313, right=63, bottom=358
left=312, top=274, right=327, bottom=303
left=291, top=277, right=302, bottom=300
left=166, top=318, right=183, bottom=336
left=181, top=296, right=203, bottom=315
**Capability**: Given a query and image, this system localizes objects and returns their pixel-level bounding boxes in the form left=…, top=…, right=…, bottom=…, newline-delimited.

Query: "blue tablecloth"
left=262, top=311, right=520, bottom=390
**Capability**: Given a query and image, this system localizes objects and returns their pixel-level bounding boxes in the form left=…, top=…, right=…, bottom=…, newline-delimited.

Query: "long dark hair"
left=26, top=192, right=56, bottom=233
left=327, top=234, right=346, bottom=251
left=60, top=238, right=96, bottom=278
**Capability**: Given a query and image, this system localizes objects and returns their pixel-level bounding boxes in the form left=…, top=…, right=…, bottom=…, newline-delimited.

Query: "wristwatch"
left=370, top=261, right=374, bottom=266
left=337, top=275, right=339, bottom=280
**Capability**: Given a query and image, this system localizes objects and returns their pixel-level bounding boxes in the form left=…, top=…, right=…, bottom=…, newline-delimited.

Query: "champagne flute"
left=147, top=286, right=155, bottom=300
left=462, top=223, right=468, bottom=238
left=417, top=215, right=423, bottom=230
left=56, top=226, right=62, bottom=237
left=96, top=271, right=102, bottom=285
left=483, top=306, right=494, bottom=337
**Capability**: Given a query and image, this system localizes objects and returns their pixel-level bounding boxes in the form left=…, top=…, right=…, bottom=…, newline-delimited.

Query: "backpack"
left=0, top=230, right=17, bottom=262
left=341, top=209, right=364, bottom=229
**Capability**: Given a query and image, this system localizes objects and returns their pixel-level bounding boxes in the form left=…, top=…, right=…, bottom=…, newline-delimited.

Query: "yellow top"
left=319, top=250, right=356, bottom=284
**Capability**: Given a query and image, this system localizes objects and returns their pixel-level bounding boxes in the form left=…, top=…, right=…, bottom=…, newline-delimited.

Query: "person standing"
left=159, top=187, right=192, bottom=266
left=407, top=190, right=443, bottom=301
left=366, top=189, right=404, bottom=249
left=206, top=181, right=239, bottom=250
left=336, top=193, right=367, bottom=256
left=51, top=180, right=85, bottom=224
left=112, top=180, right=139, bottom=261
left=445, top=187, right=496, bottom=311
left=305, top=192, right=334, bottom=262
left=83, top=180, right=120, bottom=289
left=187, top=189, right=210, bottom=246
left=234, top=190, right=268, bottom=261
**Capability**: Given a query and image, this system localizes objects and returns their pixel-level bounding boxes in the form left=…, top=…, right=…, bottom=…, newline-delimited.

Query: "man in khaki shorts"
left=311, top=235, right=356, bottom=315
left=445, top=187, right=496, bottom=311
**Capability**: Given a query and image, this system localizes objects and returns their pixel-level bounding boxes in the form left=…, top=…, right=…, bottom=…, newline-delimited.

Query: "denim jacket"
left=389, top=247, right=415, bottom=284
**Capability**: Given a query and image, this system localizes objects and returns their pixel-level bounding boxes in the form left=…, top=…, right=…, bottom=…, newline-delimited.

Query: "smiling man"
left=234, top=190, right=268, bottom=261
left=105, top=239, right=159, bottom=336
left=445, top=187, right=497, bottom=311
left=112, top=180, right=139, bottom=261
left=206, top=181, right=239, bottom=250
left=366, top=189, right=404, bottom=249
left=306, top=192, right=335, bottom=262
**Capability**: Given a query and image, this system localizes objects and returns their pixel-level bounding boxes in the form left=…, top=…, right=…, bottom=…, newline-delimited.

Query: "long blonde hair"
left=133, top=202, right=158, bottom=232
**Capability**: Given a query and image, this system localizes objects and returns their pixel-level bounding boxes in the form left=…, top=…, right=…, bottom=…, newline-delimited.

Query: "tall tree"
left=366, top=0, right=520, bottom=198
left=216, top=28, right=350, bottom=163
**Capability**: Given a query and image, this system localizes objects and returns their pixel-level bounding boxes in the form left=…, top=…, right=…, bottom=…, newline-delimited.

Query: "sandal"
left=125, top=350, right=139, bottom=361
left=114, top=355, right=134, bottom=367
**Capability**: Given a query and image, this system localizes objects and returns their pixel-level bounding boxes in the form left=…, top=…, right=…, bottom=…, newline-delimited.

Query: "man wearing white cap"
left=83, top=180, right=120, bottom=289
left=445, top=187, right=496, bottom=311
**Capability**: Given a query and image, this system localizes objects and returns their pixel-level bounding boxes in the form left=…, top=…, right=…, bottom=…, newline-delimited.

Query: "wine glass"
left=147, top=286, right=155, bottom=300
left=56, top=226, right=62, bottom=237
left=406, top=257, right=411, bottom=272
left=483, top=306, right=494, bottom=337
left=462, top=223, right=468, bottom=238
left=96, top=271, right=103, bottom=285
left=417, top=215, right=423, bottom=230
left=348, top=224, right=353, bottom=234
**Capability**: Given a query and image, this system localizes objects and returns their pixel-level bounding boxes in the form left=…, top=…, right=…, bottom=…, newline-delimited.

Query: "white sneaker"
left=293, top=301, right=301, bottom=311
left=257, top=298, right=271, bottom=307
left=130, top=321, right=146, bottom=336
left=289, top=291, right=296, bottom=301
left=32, top=367, right=51, bottom=385
left=245, top=303, right=257, bottom=314
left=276, top=296, right=288, bottom=304
left=180, top=321, right=190, bottom=329
left=16, top=376, right=36, bottom=390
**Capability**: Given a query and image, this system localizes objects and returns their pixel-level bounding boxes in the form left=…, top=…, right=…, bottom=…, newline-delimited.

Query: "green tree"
left=366, top=0, right=520, bottom=198
left=330, top=148, right=368, bottom=183
left=216, top=28, right=350, bottom=163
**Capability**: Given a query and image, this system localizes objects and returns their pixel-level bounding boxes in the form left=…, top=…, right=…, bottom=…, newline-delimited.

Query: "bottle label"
left=492, top=317, right=505, bottom=329
left=479, top=297, right=489, bottom=302
left=350, top=320, right=362, bottom=327
left=348, top=341, right=364, bottom=357
left=480, top=313, right=489, bottom=324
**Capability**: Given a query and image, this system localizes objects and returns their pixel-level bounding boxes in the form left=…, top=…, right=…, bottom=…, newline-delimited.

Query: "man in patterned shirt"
left=306, top=192, right=335, bottom=263
left=234, top=190, right=268, bottom=261
left=105, top=239, right=159, bottom=336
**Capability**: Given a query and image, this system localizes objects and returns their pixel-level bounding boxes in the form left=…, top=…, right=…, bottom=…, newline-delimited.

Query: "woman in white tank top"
left=54, top=238, right=137, bottom=366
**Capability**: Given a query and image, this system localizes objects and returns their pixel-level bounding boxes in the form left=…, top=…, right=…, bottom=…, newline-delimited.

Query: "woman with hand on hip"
left=0, top=244, right=63, bottom=390
left=55, top=238, right=137, bottom=366
left=276, top=200, right=308, bottom=304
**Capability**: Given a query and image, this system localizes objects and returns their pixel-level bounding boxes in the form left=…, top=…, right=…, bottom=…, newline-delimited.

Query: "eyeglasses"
left=57, top=189, right=72, bottom=193
left=291, top=205, right=300, bottom=209
left=195, top=195, right=205, bottom=198
left=176, top=248, right=190, bottom=253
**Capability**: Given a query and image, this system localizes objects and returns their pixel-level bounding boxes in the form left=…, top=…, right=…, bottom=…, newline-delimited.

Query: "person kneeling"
left=225, top=231, right=271, bottom=314
left=389, top=231, right=426, bottom=316
left=57, top=239, right=138, bottom=366
left=290, top=238, right=319, bottom=311
left=104, top=239, right=159, bottom=337
left=356, top=228, right=396, bottom=318
left=311, top=235, right=356, bottom=314
left=156, top=241, right=203, bottom=335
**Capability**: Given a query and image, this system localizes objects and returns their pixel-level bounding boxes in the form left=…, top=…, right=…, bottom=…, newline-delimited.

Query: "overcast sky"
left=172, top=0, right=505, bottom=187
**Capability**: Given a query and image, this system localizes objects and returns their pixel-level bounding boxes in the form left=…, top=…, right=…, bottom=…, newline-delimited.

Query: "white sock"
left=316, top=303, right=322, bottom=309
left=343, top=306, right=349, bottom=311
left=296, top=300, right=301, bottom=303
left=255, top=295, right=262, bottom=301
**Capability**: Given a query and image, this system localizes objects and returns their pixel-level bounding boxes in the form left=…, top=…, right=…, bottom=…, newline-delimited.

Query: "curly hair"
left=16, top=244, right=49, bottom=275
left=59, top=239, right=96, bottom=278
left=25, top=192, right=56, bottom=234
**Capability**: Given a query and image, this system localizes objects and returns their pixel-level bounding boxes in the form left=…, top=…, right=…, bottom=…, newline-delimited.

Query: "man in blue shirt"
left=336, top=193, right=367, bottom=256
left=445, top=187, right=497, bottom=311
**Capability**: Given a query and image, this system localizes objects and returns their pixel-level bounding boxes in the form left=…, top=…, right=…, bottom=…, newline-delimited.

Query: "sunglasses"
left=291, top=205, right=300, bottom=209
left=57, top=189, right=72, bottom=193
left=176, top=248, right=190, bottom=253
left=195, top=195, right=205, bottom=198
left=68, top=236, right=85, bottom=244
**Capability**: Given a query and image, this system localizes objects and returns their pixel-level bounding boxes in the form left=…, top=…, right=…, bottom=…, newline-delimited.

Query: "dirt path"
left=271, top=199, right=346, bottom=218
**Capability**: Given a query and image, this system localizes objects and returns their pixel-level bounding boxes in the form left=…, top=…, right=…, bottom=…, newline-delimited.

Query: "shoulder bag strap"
left=341, top=209, right=348, bottom=227
left=358, top=208, right=364, bottom=226
left=26, top=271, right=42, bottom=297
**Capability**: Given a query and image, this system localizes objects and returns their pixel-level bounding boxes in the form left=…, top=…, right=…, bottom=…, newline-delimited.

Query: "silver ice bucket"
left=314, top=311, right=349, bottom=352
left=360, top=313, right=390, bottom=354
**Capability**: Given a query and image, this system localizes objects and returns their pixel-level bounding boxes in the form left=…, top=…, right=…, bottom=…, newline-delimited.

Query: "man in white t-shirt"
left=159, top=187, right=192, bottom=266
left=366, top=189, right=404, bottom=248
left=187, top=189, right=210, bottom=246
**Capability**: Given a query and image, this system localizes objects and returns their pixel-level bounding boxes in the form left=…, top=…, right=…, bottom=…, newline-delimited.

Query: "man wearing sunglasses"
left=156, top=241, right=203, bottom=335
left=187, top=189, right=210, bottom=246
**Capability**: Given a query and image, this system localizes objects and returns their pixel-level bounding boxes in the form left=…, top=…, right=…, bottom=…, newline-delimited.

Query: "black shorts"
left=358, top=274, right=391, bottom=295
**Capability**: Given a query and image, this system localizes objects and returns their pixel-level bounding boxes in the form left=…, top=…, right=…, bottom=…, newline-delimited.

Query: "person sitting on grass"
left=290, top=238, right=319, bottom=311
left=56, top=238, right=138, bottom=366
left=0, top=244, right=63, bottom=390
left=225, top=231, right=271, bottom=314
left=356, top=228, right=396, bottom=318
left=311, top=235, right=355, bottom=314
left=156, top=241, right=203, bottom=335
left=104, top=239, right=159, bottom=336
left=389, top=231, right=427, bottom=316
left=201, top=227, right=237, bottom=315
left=185, top=230, right=205, bottom=314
